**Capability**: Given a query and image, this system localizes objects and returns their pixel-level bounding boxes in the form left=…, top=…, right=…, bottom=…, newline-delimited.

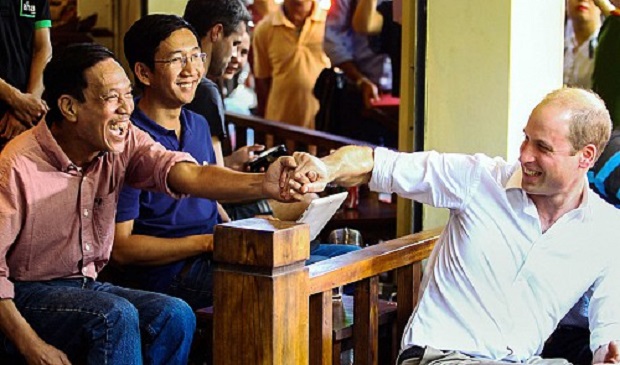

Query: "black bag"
left=313, top=67, right=359, bottom=133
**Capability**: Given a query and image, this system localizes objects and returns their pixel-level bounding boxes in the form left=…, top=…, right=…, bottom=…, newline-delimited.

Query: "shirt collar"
left=131, top=101, right=193, bottom=139
left=34, top=122, right=87, bottom=173
left=505, top=165, right=592, bottom=218
left=272, top=2, right=326, bottom=27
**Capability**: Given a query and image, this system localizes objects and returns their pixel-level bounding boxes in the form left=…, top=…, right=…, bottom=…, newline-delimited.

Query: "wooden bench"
left=210, top=218, right=442, bottom=365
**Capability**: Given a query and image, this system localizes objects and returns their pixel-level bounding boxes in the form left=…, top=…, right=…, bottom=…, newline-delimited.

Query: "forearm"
left=323, top=145, right=374, bottom=186
left=0, top=299, right=42, bottom=355
left=168, top=162, right=267, bottom=201
left=112, top=233, right=213, bottom=266
left=0, top=78, right=21, bottom=107
left=352, top=0, right=383, bottom=34
left=26, top=29, right=52, bottom=97
left=337, top=61, right=368, bottom=84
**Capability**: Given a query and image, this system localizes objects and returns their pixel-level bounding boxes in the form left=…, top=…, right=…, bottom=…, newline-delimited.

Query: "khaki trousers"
left=398, top=346, right=572, bottom=365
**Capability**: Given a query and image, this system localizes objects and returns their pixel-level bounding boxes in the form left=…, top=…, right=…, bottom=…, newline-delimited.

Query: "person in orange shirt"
left=253, top=0, right=330, bottom=129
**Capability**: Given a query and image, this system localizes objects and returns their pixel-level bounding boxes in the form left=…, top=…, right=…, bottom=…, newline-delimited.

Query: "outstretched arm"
left=167, top=156, right=300, bottom=202
left=289, top=146, right=375, bottom=194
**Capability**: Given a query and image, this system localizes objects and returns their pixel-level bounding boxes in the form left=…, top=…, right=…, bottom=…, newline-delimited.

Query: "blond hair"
left=538, top=87, right=612, bottom=160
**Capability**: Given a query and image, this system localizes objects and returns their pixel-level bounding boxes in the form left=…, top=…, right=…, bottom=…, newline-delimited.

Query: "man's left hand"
left=0, top=113, right=28, bottom=140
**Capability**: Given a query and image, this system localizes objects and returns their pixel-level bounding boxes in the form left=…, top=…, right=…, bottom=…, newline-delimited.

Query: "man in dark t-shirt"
left=184, top=0, right=251, bottom=163
left=0, top=0, right=52, bottom=149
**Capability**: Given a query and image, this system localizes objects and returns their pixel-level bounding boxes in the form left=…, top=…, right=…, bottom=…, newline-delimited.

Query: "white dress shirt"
left=564, top=31, right=599, bottom=89
left=369, top=147, right=620, bottom=362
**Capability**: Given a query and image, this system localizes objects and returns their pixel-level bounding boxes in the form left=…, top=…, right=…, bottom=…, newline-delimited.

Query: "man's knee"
left=152, top=296, right=196, bottom=336
left=99, top=296, right=141, bottom=334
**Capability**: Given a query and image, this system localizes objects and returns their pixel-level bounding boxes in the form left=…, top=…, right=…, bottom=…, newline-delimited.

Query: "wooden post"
left=354, top=276, right=380, bottom=365
left=213, top=218, right=310, bottom=365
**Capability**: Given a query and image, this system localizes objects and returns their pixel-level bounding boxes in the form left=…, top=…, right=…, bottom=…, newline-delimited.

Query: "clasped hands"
left=274, top=152, right=329, bottom=201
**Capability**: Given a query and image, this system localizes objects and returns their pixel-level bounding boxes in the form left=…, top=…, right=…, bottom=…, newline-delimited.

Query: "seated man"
left=0, top=43, right=296, bottom=364
left=112, top=14, right=358, bottom=311
left=542, top=132, right=620, bottom=365
left=288, top=87, right=620, bottom=364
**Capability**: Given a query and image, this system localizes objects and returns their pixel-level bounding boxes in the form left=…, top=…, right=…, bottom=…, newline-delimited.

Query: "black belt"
left=398, top=345, right=426, bottom=364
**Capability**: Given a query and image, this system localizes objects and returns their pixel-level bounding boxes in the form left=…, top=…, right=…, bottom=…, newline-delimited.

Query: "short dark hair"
left=183, top=0, right=251, bottom=39
left=43, top=43, right=117, bottom=125
left=124, top=14, right=199, bottom=75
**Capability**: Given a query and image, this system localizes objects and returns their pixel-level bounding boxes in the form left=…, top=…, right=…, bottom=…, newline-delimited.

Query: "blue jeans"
left=307, top=243, right=361, bottom=265
left=167, top=255, right=214, bottom=310
left=1, top=279, right=195, bottom=365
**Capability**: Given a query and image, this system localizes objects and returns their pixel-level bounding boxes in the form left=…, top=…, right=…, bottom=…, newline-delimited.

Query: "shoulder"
left=197, top=78, right=219, bottom=94
left=254, top=14, right=276, bottom=35
left=181, top=108, right=210, bottom=131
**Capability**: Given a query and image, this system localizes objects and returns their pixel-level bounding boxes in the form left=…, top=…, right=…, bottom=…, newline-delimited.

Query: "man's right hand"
left=289, top=152, right=331, bottom=194
left=23, top=338, right=71, bottom=365
left=358, top=77, right=380, bottom=109
left=7, top=91, right=47, bottom=127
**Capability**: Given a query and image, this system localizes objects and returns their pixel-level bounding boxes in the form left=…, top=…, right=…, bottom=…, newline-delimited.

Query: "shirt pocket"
left=92, top=190, right=118, bottom=258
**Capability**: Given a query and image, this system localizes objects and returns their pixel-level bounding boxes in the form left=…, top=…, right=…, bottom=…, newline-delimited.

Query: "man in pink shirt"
left=0, top=43, right=296, bottom=365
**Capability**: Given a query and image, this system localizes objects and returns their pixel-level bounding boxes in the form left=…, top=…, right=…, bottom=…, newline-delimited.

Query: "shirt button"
left=83, top=209, right=89, bottom=217
left=85, top=244, right=91, bottom=251
left=82, top=268, right=88, bottom=275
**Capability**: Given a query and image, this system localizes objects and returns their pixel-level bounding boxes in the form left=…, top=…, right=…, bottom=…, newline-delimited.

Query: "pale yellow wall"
left=147, top=0, right=187, bottom=15
left=422, top=0, right=564, bottom=229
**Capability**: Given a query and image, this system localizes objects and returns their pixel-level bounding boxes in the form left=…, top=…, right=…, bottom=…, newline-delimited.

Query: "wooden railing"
left=226, top=111, right=375, bottom=156
left=211, top=218, right=442, bottom=365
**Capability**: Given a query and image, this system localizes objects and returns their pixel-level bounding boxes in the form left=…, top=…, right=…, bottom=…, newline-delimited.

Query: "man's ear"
left=579, top=144, right=597, bottom=168
left=134, top=62, right=152, bottom=86
left=210, top=23, right=224, bottom=42
left=59, top=95, right=78, bottom=122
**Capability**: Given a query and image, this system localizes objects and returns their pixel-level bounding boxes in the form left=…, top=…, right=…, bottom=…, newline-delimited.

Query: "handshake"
left=268, top=146, right=375, bottom=202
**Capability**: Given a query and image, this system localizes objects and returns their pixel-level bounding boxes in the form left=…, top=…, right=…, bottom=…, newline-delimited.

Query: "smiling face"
left=519, top=103, right=586, bottom=199
left=146, top=28, right=204, bottom=107
left=566, top=0, right=601, bottom=24
left=208, top=21, right=246, bottom=77
left=223, top=29, right=250, bottom=80
left=73, top=58, right=133, bottom=155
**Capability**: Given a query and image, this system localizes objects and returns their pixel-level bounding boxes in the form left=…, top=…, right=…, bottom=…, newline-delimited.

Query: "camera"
left=247, top=145, right=289, bottom=172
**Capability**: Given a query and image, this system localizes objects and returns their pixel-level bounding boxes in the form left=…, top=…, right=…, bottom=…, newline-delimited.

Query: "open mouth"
left=109, top=121, right=128, bottom=137
left=523, top=167, right=542, bottom=177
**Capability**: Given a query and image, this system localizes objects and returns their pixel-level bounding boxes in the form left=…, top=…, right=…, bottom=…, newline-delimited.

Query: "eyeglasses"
left=99, top=90, right=134, bottom=107
left=154, top=52, right=207, bottom=70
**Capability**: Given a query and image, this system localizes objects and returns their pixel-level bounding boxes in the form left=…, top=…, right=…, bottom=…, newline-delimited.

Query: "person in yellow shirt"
left=253, top=0, right=330, bottom=129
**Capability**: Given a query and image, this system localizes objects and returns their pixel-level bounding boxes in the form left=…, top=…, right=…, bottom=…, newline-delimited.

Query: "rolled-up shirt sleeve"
left=123, top=124, right=197, bottom=199
left=324, top=0, right=355, bottom=66
left=0, top=162, right=22, bottom=299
